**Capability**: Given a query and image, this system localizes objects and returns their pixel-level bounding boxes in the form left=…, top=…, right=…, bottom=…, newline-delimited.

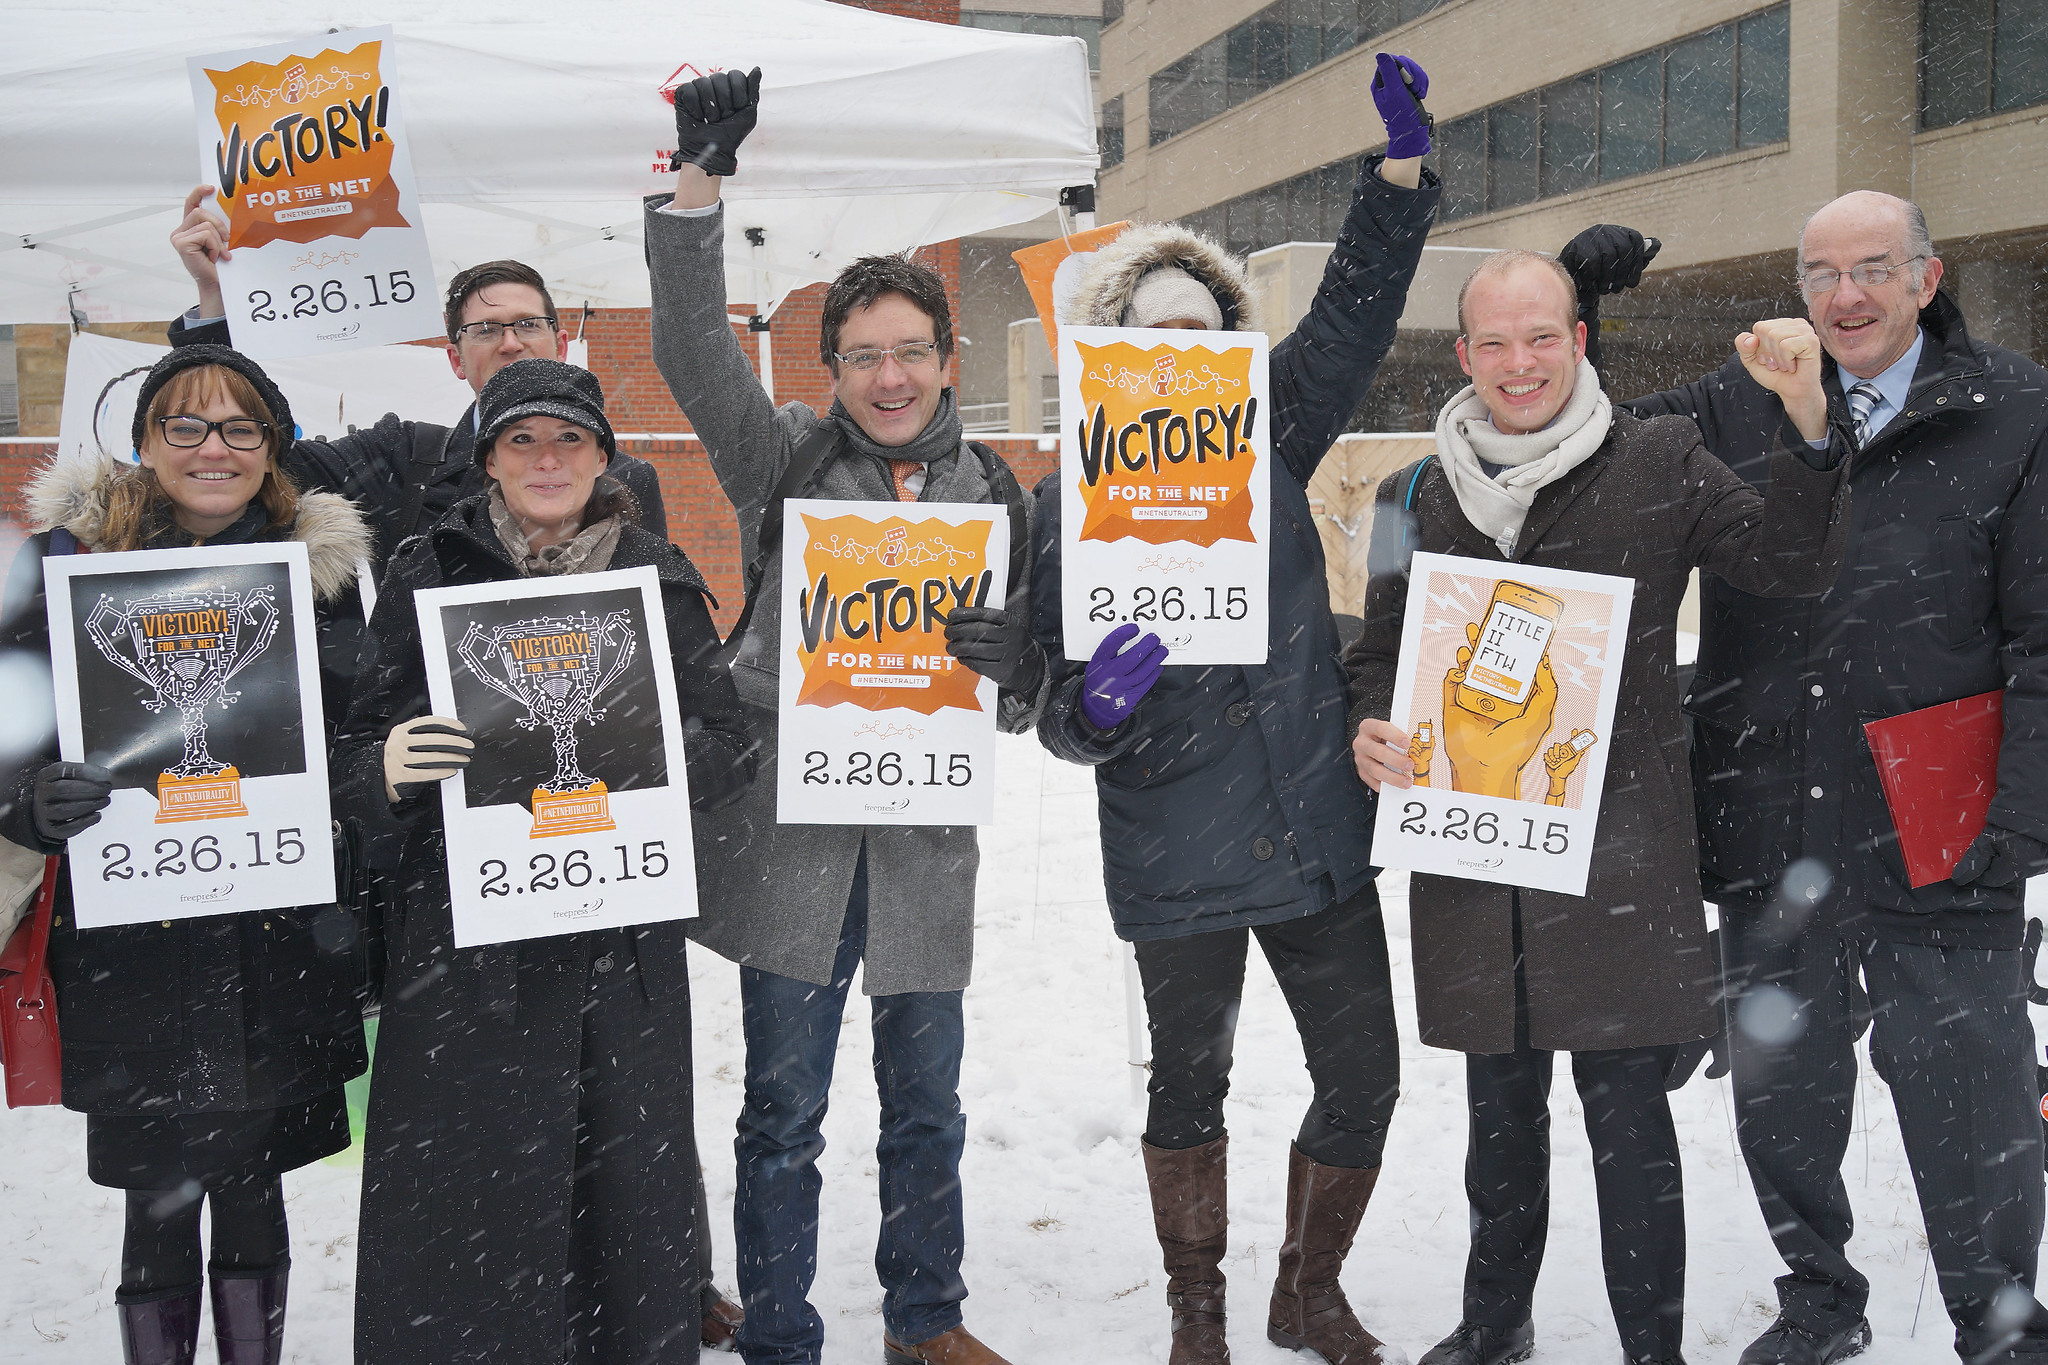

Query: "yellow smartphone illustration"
left=1456, top=581, right=1566, bottom=721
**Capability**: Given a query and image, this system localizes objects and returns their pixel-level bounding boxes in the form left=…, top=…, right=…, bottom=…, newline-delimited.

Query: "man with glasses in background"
left=1563, top=194, right=2048, bottom=1365
left=640, top=70, right=1045, bottom=1365
left=164, top=185, right=669, bottom=572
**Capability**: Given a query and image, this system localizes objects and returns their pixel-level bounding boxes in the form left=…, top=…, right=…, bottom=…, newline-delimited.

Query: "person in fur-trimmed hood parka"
left=0, top=345, right=373, bottom=1365
left=1029, top=53, right=1441, bottom=1365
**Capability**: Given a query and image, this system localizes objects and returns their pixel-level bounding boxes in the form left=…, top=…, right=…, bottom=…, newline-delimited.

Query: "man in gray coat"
left=645, top=71, right=1046, bottom=1365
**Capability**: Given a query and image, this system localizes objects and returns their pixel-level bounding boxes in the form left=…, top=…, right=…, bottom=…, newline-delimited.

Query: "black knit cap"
left=130, top=344, right=295, bottom=454
left=474, top=358, right=615, bottom=464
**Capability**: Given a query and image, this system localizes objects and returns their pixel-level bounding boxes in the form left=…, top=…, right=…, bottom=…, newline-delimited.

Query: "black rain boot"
left=208, top=1263, right=287, bottom=1365
left=117, top=1283, right=203, bottom=1365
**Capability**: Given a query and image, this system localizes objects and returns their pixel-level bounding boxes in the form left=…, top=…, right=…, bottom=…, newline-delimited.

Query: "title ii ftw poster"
left=1369, top=552, right=1635, bottom=897
left=776, top=500, right=1007, bottom=826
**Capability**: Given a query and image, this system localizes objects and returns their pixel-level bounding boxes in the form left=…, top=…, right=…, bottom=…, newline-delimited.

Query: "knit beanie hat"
left=1120, top=265, right=1225, bottom=331
left=475, top=358, right=616, bottom=463
left=130, top=344, right=296, bottom=454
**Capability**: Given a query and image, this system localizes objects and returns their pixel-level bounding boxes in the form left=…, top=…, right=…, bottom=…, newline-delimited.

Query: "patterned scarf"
left=489, top=483, right=624, bottom=577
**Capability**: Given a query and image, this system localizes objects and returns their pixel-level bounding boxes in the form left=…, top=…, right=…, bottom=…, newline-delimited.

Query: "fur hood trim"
left=1062, top=222, right=1258, bottom=332
left=24, top=449, right=371, bottom=603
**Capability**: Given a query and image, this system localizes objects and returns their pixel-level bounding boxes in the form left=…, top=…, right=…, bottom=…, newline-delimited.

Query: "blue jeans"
left=733, top=849, right=968, bottom=1364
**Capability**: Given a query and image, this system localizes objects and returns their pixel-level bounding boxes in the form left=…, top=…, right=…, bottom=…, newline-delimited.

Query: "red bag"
left=0, top=856, right=62, bottom=1107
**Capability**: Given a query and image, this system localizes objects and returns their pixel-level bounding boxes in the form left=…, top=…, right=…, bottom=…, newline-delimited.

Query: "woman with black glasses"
left=0, top=345, right=372, bottom=1365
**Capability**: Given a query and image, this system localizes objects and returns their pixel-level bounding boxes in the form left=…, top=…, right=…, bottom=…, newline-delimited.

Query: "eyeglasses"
left=832, top=341, right=938, bottom=372
left=454, top=316, right=558, bottom=345
left=1798, top=257, right=1927, bottom=296
left=156, top=415, right=272, bottom=451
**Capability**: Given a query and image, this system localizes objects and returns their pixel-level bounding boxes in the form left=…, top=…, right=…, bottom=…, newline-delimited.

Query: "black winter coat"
left=1622, top=292, right=2048, bottom=947
left=168, top=314, right=670, bottom=574
left=1345, top=411, right=1849, bottom=1052
left=332, top=492, right=752, bottom=1364
left=1031, top=160, right=1440, bottom=939
left=0, top=479, right=372, bottom=1115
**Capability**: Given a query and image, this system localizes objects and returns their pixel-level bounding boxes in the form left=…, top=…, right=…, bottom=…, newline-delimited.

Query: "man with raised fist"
left=1565, top=198, right=2048, bottom=1365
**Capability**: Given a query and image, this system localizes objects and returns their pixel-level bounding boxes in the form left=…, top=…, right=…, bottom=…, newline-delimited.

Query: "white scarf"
left=1434, top=358, right=1612, bottom=556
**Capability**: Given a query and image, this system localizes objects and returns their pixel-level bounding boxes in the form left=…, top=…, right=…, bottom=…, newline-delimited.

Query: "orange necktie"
left=888, top=459, right=920, bottom=502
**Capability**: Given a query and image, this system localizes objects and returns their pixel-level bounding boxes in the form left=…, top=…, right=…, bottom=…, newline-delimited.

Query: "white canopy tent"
left=0, top=0, right=1098, bottom=326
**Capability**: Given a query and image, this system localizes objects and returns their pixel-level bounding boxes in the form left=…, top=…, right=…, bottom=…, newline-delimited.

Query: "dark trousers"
left=1132, top=881, right=1399, bottom=1168
left=1458, top=893, right=1685, bottom=1362
left=1462, top=1047, right=1685, bottom=1360
left=732, top=849, right=968, bottom=1365
left=1722, top=908, right=2048, bottom=1360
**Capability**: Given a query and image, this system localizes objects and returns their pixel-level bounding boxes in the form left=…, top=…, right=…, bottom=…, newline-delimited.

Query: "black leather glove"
left=1662, top=927, right=1730, bottom=1090
left=1952, top=824, right=2048, bottom=890
left=32, top=760, right=114, bottom=842
left=670, top=67, right=763, bottom=178
left=1662, top=1024, right=1730, bottom=1091
left=1559, top=224, right=1661, bottom=306
left=944, top=606, right=1046, bottom=696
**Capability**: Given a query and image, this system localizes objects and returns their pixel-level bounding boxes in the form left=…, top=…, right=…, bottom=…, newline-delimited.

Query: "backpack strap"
left=397, top=420, right=454, bottom=543
left=966, top=440, right=1031, bottom=595
left=1367, top=454, right=1436, bottom=580
left=721, top=421, right=844, bottom=656
left=1401, top=453, right=1435, bottom=514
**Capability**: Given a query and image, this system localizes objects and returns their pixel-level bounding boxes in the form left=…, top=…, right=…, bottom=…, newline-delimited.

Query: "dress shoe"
left=1417, top=1319, right=1535, bottom=1365
left=1737, top=1315, right=1872, bottom=1365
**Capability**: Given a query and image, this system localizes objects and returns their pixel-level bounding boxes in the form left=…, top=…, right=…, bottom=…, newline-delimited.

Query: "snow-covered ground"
left=1, top=734, right=1972, bottom=1363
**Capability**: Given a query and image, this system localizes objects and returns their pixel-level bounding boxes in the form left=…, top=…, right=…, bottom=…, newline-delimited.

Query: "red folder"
left=1862, top=691, right=2004, bottom=888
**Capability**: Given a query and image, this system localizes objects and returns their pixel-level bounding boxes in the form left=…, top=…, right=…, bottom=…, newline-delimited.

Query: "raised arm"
left=1267, top=55, right=1442, bottom=487
left=644, top=69, right=790, bottom=562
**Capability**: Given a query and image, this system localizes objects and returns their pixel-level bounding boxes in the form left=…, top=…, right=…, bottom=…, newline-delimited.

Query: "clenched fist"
left=1735, top=318, right=1829, bottom=441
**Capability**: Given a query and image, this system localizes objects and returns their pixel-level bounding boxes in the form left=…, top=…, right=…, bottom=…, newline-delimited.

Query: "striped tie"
left=1846, top=381, right=1883, bottom=447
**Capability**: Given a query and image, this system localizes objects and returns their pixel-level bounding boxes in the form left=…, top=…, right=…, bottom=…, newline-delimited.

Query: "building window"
left=961, top=11, right=1103, bottom=71
left=1147, top=0, right=1448, bottom=146
left=1103, top=0, right=1123, bottom=25
left=1101, top=95, right=1125, bottom=168
left=1433, top=5, right=1790, bottom=222
left=1922, top=0, right=2048, bottom=128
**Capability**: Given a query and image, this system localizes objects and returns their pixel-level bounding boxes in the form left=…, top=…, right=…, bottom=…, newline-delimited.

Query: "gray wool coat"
left=646, top=198, right=1046, bottom=995
left=1345, top=405, right=1851, bottom=1054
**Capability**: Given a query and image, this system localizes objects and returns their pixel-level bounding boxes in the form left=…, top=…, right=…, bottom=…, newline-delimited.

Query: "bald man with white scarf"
left=1342, top=250, right=1853, bottom=1365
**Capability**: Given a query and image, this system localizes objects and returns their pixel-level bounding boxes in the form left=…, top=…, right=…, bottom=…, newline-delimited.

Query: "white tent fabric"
left=1, top=0, right=1097, bottom=324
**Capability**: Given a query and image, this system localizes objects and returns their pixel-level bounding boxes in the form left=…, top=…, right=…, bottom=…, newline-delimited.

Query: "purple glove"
left=1371, top=53, right=1432, bottom=160
left=1081, top=623, right=1168, bottom=731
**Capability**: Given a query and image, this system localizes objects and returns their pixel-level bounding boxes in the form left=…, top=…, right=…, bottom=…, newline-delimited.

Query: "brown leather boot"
left=700, top=1288, right=743, bottom=1351
left=882, top=1325, right=1014, bottom=1364
left=1143, top=1134, right=1230, bottom=1365
left=1267, top=1144, right=1390, bottom=1364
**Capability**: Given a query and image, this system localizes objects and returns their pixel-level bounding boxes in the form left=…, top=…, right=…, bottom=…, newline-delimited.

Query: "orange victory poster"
left=775, top=500, right=1009, bottom=826
left=188, top=27, right=440, bottom=359
left=1057, top=325, right=1271, bottom=665
left=1369, top=552, right=1636, bottom=897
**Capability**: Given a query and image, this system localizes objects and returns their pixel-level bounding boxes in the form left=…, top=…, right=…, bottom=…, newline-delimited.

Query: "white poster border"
left=1057, top=323, right=1271, bottom=666
left=188, top=25, right=442, bottom=360
left=44, top=541, right=336, bottom=927
left=415, top=565, right=701, bottom=948
left=775, top=498, right=1006, bottom=827
left=1369, top=551, right=1636, bottom=897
